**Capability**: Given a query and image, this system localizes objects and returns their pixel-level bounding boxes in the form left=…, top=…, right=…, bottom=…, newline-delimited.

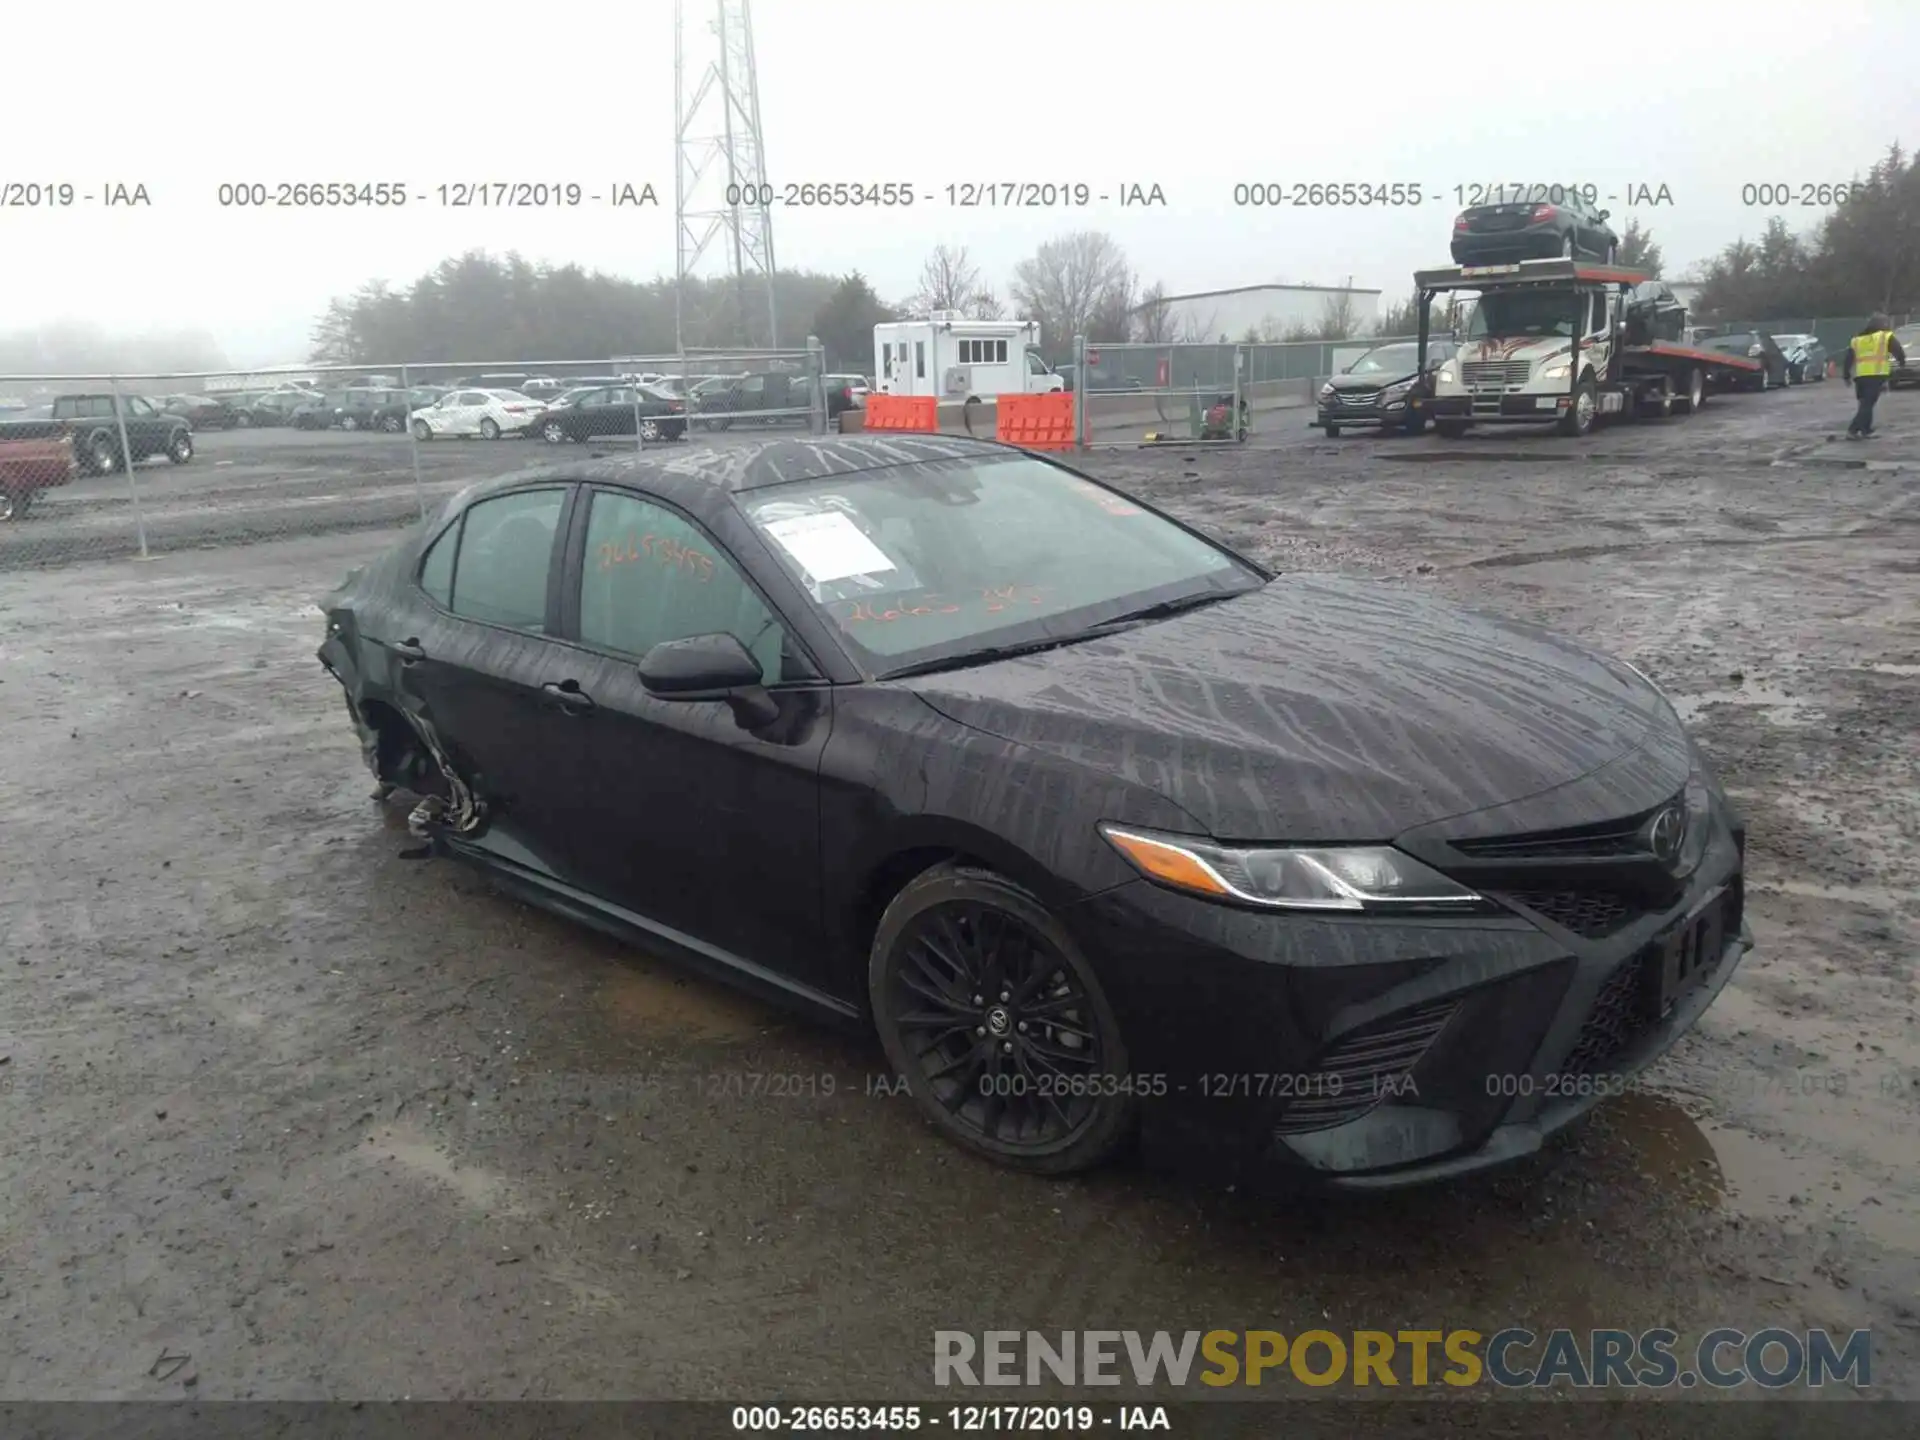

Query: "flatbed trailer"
left=1409, top=259, right=1763, bottom=437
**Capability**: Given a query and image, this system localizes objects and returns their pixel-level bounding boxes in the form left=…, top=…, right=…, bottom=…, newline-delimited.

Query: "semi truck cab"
left=1430, top=282, right=1618, bottom=420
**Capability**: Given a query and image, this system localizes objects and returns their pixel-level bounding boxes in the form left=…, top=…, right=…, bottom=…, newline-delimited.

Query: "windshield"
left=1466, top=291, right=1578, bottom=339
left=1345, top=344, right=1418, bottom=375
left=738, top=454, right=1262, bottom=675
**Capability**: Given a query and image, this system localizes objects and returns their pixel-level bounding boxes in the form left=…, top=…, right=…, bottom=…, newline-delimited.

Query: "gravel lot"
left=1, top=381, right=1916, bottom=1415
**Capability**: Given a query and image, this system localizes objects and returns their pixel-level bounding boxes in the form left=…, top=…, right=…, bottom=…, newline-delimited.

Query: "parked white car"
left=408, top=388, right=544, bottom=441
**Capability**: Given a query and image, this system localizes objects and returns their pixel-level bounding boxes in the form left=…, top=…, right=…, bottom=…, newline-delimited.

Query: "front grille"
left=1455, top=803, right=1668, bottom=860
left=1563, top=885, right=1739, bottom=1076
left=1462, top=361, right=1533, bottom=388
left=1561, top=950, right=1656, bottom=1075
left=1498, top=889, right=1644, bottom=938
left=1274, top=999, right=1458, bottom=1135
left=1336, top=388, right=1381, bottom=407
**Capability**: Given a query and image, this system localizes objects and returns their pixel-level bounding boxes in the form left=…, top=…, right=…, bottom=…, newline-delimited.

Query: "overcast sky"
left=3, top=0, right=1915, bottom=365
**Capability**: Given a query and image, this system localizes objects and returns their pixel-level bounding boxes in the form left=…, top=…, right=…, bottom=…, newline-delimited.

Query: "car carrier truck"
left=1409, top=259, right=1763, bottom=437
left=874, top=314, right=1065, bottom=404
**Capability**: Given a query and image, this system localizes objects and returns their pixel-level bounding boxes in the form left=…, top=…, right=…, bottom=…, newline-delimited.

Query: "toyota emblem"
left=1646, top=805, right=1687, bottom=862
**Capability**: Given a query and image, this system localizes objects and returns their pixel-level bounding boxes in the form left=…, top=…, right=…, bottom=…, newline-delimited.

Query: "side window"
left=915, top=341, right=926, bottom=378
left=993, top=340, right=1007, bottom=364
left=418, top=521, right=457, bottom=606
left=579, top=490, right=787, bottom=685
left=125, top=396, right=153, bottom=416
left=449, top=488, right=566, bottom=631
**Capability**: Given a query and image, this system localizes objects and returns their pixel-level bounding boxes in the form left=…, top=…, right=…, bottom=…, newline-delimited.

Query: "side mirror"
left=639, top=632, right=777, bottom=727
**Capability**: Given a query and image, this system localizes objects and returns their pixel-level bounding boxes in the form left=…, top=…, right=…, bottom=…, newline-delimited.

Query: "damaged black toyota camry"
left=318, top=434, right=1749, bottom=1188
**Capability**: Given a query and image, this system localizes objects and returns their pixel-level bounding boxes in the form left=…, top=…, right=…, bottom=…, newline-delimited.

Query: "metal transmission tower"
left=674, top=0, right=777, bottom=351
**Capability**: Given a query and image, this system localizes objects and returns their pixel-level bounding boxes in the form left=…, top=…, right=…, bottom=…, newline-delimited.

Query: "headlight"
left=1541, top=361, right=1570, bottom=381
left=1676, top=774, right=1712, bottom=878
left=1438, top=364, right=1456, bottom=383
left=1382, top=381, right=1410, bottom=399
left=1100, top=824, right=1486, bottom=912
left=1319, top=382, right=1335, bottom=398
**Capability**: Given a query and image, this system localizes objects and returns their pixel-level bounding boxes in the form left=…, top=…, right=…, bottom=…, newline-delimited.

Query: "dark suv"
left=1451, top=194, right=1619, bottom=265
left=692, top=371, right=805, bottom=430
left=335, top=388, right=414, bottom=434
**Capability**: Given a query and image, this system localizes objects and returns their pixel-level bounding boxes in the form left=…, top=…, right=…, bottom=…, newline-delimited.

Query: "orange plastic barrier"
left=996, top=391, right=1076, bottom=451
left=863, top=394, right=939, bottom=432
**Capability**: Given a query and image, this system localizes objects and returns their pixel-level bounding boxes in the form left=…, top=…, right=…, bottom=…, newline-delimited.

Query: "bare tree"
left=1176, top=310, right=1219, bottom=344
left=1316, top=290, right=1359, bottom=340
left=967, top=286, right=1005, bottom=321
left=908, top=244, right=990, bottom=316
left=1010, top=231, right=1135, bottom=356
left=1133, top=281, right=1177, bottom=343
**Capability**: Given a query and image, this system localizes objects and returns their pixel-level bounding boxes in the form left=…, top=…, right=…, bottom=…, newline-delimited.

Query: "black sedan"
left=1450, top=195, right=1618, bottom=265
left=1702, top=333, right=1788, bottom=391
left=1317, top=339, right=1454, bottom=436
left=317, top=435, right=1751, bottom=1188
left=536, top=383, right=688, bottom=444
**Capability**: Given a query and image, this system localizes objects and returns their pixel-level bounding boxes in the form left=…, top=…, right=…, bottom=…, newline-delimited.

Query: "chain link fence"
left=0, top=342, right=825, bottom=571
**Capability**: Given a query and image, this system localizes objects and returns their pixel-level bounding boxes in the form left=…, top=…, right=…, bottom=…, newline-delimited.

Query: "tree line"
left=301, top=139, right=1918, bottom=371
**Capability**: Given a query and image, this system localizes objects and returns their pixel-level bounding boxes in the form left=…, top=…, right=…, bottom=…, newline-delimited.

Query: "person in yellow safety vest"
left=1841, top=313, right=1906, bottom=439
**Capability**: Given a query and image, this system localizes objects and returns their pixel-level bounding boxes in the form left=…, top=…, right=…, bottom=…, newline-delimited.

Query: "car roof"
left=453, top=434, right=1014, bottom=505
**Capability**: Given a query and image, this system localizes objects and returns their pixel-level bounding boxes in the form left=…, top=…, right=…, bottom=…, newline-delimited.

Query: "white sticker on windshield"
left=763, top=510, right=898, bottom=585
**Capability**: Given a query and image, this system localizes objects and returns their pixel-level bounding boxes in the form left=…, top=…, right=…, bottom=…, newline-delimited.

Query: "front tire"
left=341, top=414, right=360, bottom=432
left=638, top=417, right=662, bottom=442
left=542, top=420, right=568, bottom=444
left=1323, top=423, right=1340, bottom=438
left=1558, top=377, right=1598, bottom=436
left=1434, top=420, right=1470, bottom=439
left=86, top=432, right=121, bottom=475
left=0, top=488, right=29, bottom=521
left=167, top=431, right=193, bottom=464
left=381, top=414, right=403, bottom=433
left=869, top=863, right=1136, bottom=1175
left=412, top=420, right=433, bottom=442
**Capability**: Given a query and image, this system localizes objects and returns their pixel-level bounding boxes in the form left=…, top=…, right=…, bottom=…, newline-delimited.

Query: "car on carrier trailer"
left=1409, top=260, right=1765, bottom=438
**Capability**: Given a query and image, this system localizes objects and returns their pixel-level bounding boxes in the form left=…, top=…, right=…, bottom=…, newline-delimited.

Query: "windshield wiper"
left=877, top=591, right=1244, bottom=681
left=1078, top=589, right=1241, bottom=636
left=879, top=634, right=1095, bottom=680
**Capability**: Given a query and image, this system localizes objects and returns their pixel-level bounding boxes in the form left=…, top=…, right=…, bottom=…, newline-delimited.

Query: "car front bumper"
left=1065, top=799, right=1749, bottom=1190
left=1316, top=395, right=1415, bottom=428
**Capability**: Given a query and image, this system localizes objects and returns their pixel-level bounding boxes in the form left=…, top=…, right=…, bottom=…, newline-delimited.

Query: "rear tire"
left=341, top=415, right=360, bottom=431
left=0, top=488, right=29, bottom=521
left=1674, top=367, right=1706, bottom=415
left=479, top=418, right=500, bottom=440
left=868, top=862, right=1136, bottom=1176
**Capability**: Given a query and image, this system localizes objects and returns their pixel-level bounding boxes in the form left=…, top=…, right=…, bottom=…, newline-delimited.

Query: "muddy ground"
left=1, top=380, right=1916, bottom=1415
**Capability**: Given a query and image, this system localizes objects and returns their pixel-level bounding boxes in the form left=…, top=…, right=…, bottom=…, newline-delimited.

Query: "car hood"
left=900, top=576, right=1668, bottom=841
left=1328, top=369, right=1417, bottom=390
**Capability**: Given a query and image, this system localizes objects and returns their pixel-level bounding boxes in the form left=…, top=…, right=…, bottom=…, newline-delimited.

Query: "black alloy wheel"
left=870, top=864, right=1135, bottom=1174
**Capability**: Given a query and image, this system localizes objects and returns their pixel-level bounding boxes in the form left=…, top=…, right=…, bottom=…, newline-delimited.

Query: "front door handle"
left=542, top=680, right=594, bottom=714
left=389, top=637, right=425, bottom=663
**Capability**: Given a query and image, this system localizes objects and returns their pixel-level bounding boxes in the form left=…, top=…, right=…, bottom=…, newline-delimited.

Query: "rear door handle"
left=388, top=638, right=425, bottom=663
left=542, top=680, right=594, bottom=714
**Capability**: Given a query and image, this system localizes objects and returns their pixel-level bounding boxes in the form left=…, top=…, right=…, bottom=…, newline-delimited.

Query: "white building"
left=1142, top=283, right=1383, bottom=342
